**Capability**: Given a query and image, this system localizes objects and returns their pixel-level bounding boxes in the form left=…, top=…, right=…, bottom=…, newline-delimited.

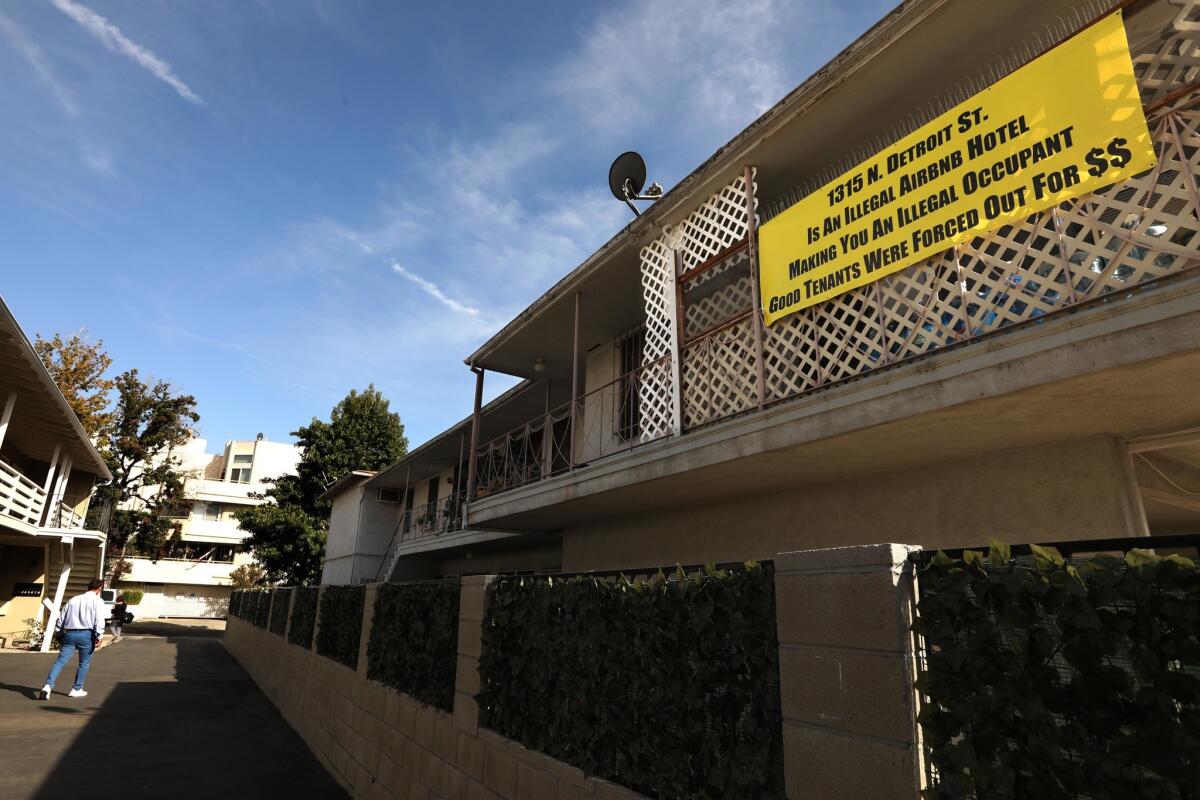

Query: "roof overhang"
left=319, top=470, right=377, bottom=502
left=464, top=0, right=1175, bottom=380
left=0, top=296, right=111, bottom=480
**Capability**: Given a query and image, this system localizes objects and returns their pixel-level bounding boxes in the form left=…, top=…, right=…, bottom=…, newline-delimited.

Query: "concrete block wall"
left=223, top=580, right=649, bottom=800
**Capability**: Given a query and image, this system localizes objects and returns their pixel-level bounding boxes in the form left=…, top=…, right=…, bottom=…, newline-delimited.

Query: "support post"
left=452, top=574, right=498, bottom=735
left=569, top=291, right=581, bottom=469
left=40, top=538, right=74, bottom=653
left=774, top=543, right=924, bottom=799
left=465, top=367, right=485, bottom=509
left=743, top=165, right=767, bottom=411
left=43, top=455, right=72, bottom=527
left=0, top=391, right=15, bottom=451
left=670, top=251, right=686, bottom=437
left=41, top=444, right=61, bottom=497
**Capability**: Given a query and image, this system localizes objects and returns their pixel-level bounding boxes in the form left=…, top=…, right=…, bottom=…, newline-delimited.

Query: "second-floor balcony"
left=0, top=459, right=45, bottom=528
left=398, top=491, right=466, bottom=542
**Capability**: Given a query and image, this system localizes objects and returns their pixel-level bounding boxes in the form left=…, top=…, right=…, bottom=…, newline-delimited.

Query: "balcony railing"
left=0, top=460, right=47, bottom=527
left=45, top=501, right=84, bottom=530
left=399, top=492, right=466, bottom=542
left=473, top=355, right=673, bottom=497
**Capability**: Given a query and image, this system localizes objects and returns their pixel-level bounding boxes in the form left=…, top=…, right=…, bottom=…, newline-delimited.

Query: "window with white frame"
left=228, top=454, right=253, bottom=483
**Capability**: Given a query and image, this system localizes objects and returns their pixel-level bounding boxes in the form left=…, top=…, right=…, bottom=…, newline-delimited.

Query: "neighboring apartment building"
left=326, top=0, right=1200, bottom=584
left=120, top=435, right=300, bottom=618
left=0, top=296, right=111, bottom=649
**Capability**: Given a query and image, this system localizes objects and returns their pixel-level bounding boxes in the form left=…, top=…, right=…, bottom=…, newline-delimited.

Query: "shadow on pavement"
left=26, top=627, right=345, bottom=799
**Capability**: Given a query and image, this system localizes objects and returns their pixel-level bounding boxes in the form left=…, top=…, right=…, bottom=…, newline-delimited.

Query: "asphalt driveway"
left=0, top=619, right=345, bottom=799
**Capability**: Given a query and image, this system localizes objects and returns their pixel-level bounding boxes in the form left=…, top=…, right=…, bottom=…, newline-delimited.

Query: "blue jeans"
left=45, top=629, right=96, bottom=691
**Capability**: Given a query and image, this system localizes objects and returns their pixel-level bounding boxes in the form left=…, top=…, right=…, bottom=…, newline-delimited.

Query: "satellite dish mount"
left=609, top=151, right=662, bottom=217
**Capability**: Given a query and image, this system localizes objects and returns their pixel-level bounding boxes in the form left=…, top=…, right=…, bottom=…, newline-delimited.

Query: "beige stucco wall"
left=561, top=435, right=1139, bottom=572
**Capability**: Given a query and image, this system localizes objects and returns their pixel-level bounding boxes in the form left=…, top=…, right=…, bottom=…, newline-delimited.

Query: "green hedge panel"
left=269, top=588, right=293, bottom=637
left=289, top=587, right=320, bottom=648
left=915, top=543, right=1200, bottom=799
left=317, top=585, right=365, bottom=669
left=251, top=589, right=272, bottom=628
left=367, top=580, right=460, bottom=711
left=478, top=563, right=785, bottom=799
left=228, top=590, right=242, bottom=619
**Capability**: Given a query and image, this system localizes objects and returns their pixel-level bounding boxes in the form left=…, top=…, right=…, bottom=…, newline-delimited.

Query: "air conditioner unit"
left=377, top=487, right=402, bottom=504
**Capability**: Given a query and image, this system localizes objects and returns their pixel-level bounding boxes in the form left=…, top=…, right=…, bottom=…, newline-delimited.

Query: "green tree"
left=236, top=385, right=407, bottom=584
left=228, top=563, right=270, bottom=589
left=93, top=370, right=200, bottom=569
left=34, top=332, right=115, bottom=439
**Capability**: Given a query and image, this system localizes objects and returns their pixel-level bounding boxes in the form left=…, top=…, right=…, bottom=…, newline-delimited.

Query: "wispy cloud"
left=391, top=263, right=480, bottom=316
left=0, top=10, right=79, bottom=117
left=48, top=0, right=203, bottom=105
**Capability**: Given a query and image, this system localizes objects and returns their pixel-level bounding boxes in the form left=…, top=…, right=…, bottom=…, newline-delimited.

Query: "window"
left=195, top=503, right=221, bottom=522
left=377, top=487, right=402, bottom=503
left=617, top=328, right=646, bottom=441
left=229, top=453, right=253, bottom=484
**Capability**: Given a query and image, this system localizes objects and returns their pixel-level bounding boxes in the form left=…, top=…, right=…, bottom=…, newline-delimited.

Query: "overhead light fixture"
left=1146, top=224, right=1169, bottom=237
left=534, top=358, right=545, bottom=373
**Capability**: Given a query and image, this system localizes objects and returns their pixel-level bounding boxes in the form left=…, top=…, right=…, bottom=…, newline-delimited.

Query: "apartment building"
left=326, top=0, right=1200, bottom=584
left=0, top=296, right=111, bottom=649
left=120, top=435, right=300, bottom=617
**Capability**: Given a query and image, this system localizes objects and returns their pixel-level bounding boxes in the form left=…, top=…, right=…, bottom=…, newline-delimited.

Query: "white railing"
left=0, top=460, right=47, bottom=527
left=46, top=501, right=84, bottom=529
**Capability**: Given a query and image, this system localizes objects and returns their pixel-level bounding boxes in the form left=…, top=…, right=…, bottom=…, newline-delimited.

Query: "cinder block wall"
left=225, top=545, right=925, bottom=800
left=223, top=581, right=647, bottom=800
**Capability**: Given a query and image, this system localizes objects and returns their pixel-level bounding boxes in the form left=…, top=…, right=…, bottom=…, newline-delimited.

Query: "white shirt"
left=57, top=591, right=106, bottom=638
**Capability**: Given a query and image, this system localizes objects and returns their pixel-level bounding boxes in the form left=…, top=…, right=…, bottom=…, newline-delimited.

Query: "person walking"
left=110, top=594, right=127, bottom=641
left=40, top=578, right=106, bottom=699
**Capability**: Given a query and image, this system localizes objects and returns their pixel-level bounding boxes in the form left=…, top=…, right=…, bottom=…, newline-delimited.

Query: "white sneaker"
left=40, top=684, right=51, bottom=700
left=67, top=688, right=87, bottom=698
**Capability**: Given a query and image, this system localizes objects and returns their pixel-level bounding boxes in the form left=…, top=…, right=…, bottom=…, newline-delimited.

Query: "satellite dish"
left=609, top=151, right=662, bottom=217
left=609, top=152, right=646, bottom=201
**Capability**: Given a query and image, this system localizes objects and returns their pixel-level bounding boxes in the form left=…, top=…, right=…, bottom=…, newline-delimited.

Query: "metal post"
left=465, top=367, right=485, bottom=507
left=743, top=165, right=767, bottom=411
left=569, top=291, right=581, bottom=470
left=401, top=464, right=411, bottom=535
left=0, top=391, right=15, bottom=451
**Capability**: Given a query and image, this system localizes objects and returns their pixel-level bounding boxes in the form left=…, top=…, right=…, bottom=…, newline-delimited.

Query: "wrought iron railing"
left=0, top=460, right=47, bottom=527
left=47, top=501, right=84, bottom=529
left=472, top=355, right=673, bottom=498
left=375, top=491, right=467, bottom=582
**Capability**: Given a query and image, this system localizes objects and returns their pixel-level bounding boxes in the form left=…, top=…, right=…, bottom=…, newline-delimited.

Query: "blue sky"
left=1, top=0, right=891, bottom=449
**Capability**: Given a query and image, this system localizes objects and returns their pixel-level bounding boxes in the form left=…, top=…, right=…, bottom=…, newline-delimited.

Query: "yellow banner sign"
left=758, top=12, right=1154, bottom=326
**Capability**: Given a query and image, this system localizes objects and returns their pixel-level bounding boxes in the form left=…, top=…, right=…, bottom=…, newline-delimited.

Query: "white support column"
left=41, top=444, right=61, bottom=496
left=0, top=391, right=15, bottom=451
left=43, top=455, right=72, bottom=527
left=40, top=537, right=74, bottom=653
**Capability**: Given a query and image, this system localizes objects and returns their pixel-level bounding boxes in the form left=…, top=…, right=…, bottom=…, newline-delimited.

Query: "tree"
left=93, top=369, right=200, bottom=565
left=228, top=563, right=270, bottom=589
left=236, top=385, right=407, bottom=584
left=34, top=332, right=115, bottom=439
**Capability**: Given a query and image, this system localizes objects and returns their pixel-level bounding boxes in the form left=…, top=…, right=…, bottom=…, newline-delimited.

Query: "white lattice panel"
left=661, top=9, right=1200, bottom=431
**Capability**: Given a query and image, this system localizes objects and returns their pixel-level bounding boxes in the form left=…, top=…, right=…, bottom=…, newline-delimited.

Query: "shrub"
left=317, top=585, right=365, bottom=669
left=289, top=587, right=319, bottom=648
left=478, top=562, right=784, bottom=799
left=117, top=587, right=144, bottom=605
left=367, top=580, right=460, bottom=710
left=914, top=542, right=1200, bottom=799
left=269, top=588, right=293, bottom=637
left=252, top=589, right=272, bottom=628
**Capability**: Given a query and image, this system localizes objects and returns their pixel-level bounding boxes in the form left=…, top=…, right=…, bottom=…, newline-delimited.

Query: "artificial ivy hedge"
left=317, top=585, right=365, bottom=669
left=269, top=588, right=293, bottom=637
left=367, top=579, right=460, bottom=711
left=914, top=542, right=1200, bottom=800
left=228, top=589, right=243, bottom=619
left=252, top=589, right=272, bottom=629
left=478, top=562, right=784, bottom=799
left=289, top=586, right=320, bottom=648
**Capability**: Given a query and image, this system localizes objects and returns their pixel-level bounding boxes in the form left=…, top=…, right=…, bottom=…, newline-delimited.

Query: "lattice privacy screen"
left=641, top=2, right=1200, bottom=432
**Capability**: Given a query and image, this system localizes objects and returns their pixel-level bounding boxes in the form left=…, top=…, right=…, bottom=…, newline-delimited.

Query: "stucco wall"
left=561, top=436, right=1137, bottom=572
